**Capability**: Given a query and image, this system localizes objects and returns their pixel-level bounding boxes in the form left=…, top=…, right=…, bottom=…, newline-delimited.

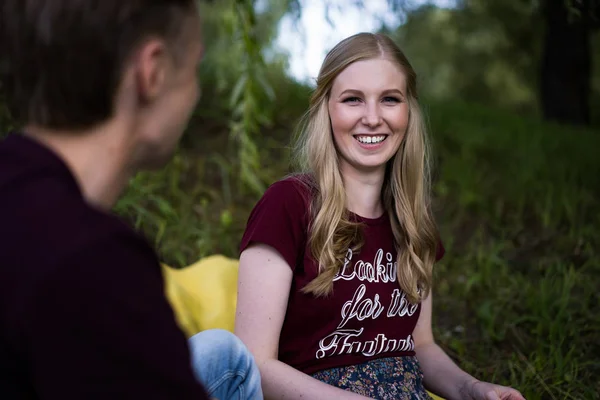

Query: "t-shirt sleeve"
left=22, top=233, right=210, bottom=400
left=240, top=179, right=309, bottom=271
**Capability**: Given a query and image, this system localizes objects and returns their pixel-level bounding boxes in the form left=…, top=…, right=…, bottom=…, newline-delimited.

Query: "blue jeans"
left=188, top=329, right=263, bottom=400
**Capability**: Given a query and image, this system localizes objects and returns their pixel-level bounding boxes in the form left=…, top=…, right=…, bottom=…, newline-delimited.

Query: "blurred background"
left=2, top=0, right=599, bottom=398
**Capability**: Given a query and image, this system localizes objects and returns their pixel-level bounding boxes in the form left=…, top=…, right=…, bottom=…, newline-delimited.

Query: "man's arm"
left=23, top=233, right=210, bottom=400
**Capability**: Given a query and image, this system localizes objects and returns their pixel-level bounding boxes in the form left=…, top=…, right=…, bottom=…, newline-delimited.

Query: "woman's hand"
left=463, top=379, right=525, bottom=400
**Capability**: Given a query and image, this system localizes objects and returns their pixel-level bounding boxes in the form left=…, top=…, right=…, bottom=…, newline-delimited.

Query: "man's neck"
left=24, top=121, right=135, bottom=210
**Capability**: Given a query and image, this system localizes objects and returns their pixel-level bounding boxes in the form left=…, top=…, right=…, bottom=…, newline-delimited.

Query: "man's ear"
left=134, top=39, right=170, bottom=103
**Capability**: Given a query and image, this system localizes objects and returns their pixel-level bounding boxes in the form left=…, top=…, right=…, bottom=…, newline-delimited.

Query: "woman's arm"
left=413, top=293, right=525, bottom=400
left=234, top=244, right=370, bottom=400
left=412, top=294, right=477, bottom=399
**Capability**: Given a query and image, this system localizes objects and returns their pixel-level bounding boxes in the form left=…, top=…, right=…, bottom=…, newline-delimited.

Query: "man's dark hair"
left=0, top=0, right=197, bottom=130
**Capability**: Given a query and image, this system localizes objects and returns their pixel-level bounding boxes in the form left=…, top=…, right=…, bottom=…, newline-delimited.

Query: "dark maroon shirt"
left=240, top=176, right=445, bottom=375
left=0, top=133, right=210, bottom=399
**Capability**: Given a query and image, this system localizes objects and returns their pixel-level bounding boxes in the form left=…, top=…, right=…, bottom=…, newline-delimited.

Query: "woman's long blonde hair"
left=292, top=32, right=440, bottom=304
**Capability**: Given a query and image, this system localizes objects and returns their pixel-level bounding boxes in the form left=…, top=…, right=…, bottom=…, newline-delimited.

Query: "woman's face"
left=328, top=58, right=409, bottom=176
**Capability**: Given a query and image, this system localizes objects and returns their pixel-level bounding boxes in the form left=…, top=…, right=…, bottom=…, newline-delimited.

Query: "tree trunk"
left=540, top=0, right=591, bottom=126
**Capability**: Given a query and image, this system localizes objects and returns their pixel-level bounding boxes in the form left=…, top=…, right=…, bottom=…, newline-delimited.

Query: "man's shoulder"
left=0, top=172, right=157, bottom=306
left=0, top=136, right=154, bottom=270
left=5, top=177, right=149, bottom=256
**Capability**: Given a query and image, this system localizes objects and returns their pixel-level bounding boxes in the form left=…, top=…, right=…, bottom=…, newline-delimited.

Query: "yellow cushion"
left=162, top=254, right=239, bottom=337
left=162, top=255, right=444, bottom=400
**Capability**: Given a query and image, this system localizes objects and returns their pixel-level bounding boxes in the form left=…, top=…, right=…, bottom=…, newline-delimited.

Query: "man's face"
left=131, top=10, right=204, bottom=169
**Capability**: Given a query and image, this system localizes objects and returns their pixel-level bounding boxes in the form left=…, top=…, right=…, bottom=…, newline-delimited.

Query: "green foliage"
left=228, top=0, right=274, bottom=194
left=426, top=99, right=600, bottom=399
left=393, top=3, right=543, bottom=116
left=194, top=0, right=301, bottom=195
left=390, top=0, right=600, bottom=127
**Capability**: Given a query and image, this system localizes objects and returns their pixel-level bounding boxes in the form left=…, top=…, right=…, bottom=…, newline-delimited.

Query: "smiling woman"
left=234, top=32, right=525, bottom=400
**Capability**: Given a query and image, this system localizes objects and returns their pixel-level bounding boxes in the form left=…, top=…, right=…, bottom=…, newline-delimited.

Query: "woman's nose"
left=361, top=103, right=382, bottom=128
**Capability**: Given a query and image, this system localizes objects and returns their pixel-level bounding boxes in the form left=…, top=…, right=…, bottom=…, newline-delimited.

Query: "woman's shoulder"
left=240, top=173, right=314, bottom=262
left=263, top=173, right=315, bottom=207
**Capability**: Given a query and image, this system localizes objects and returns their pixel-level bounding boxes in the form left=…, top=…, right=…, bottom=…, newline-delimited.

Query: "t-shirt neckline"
left=348, top=210, right=389, bottom=226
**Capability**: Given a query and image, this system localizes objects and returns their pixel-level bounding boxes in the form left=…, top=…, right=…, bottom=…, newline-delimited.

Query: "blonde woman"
left=234, top=33, right=524, bottom=400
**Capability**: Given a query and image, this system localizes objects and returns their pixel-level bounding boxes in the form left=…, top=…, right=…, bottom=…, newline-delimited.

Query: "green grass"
left=425, top=100, right=600, bottom=399
left=115, top=97, right=600, bottom=399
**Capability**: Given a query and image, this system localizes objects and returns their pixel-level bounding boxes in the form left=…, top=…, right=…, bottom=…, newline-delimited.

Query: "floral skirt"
left=311, top=356, right=431, bottom=400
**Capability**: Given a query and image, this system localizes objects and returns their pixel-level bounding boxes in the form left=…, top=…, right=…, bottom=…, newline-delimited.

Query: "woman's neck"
left=340, top=162, right=386, bottom=219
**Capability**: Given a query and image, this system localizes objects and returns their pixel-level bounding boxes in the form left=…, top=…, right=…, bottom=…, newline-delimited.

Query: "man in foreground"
left=0, top=1, right=262, bottom=399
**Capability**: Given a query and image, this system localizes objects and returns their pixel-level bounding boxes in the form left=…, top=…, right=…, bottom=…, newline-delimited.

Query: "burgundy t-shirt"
left=240, top=176, right=444, bottom=375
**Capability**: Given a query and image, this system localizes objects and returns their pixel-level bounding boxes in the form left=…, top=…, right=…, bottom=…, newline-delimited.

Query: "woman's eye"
left=383, top=96, right=401, bottom=103
left=342, top=97, right=361, bottom=103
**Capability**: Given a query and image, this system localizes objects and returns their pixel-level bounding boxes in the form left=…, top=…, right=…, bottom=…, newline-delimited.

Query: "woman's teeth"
left=356, top=135, right=386, bottom=144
